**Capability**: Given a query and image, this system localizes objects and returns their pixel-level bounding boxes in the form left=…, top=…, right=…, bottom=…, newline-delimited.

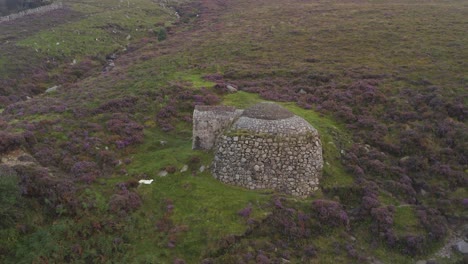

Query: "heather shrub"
left=71, top=161, right=100, bottom=183
left=370, top=206, right=394, bottom=232
left=33, top=146, right=61, bottom=167
left=160, top=122, right=175, bottom=132
left=361, top=195, right=380, bottom=213
left=369, top=206, right=399, bottom=248
left=269, top=207, right=301, bottom=238
left=106, top=113, right=144, bottom=148
left=311, top=200, right=349, bottom=228
left=398, top=235, right=426, bottom=256
left=15, top=165, right=78, bottom=215
left=61, top=58, right=97, bottom=81
left=157, top=104, right=178, bottom=119
left=0, top=132, right=23, bottom=154
left=256, top=252, right=270, bottom=264
left=108, top=190, right=142, bottom=216
left=303, top=245, right=317, bottom=258
left=416, top=208, right=447, bottom=241
left=193, top=90, right=221, bottom=105
left=96, top=150, right=118, bottom=171
left=383, top=179, right=417, bottom=204
left=203, top=73, right=223, bottom=82
left=237, top=205, right=252, bottom=219
left=445, top=100, right=467, bottom=121
left=94, top=96, right=138, bottom=113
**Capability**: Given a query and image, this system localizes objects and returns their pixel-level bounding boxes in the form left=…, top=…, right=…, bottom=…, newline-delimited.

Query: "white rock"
left=158, top=170, right=168, bottom=177
left=453, top=240, right=468, bottom=254
left=45, top=85, right=59, bottom=93
left=226, top=84, right=237, bottom=93
left=138, top=179, right=154, bottom=184
left=180, top=165, right=188, bottom=172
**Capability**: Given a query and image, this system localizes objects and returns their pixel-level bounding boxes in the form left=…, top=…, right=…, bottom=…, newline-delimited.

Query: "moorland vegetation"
left=0, top=0, right=466, bottom=263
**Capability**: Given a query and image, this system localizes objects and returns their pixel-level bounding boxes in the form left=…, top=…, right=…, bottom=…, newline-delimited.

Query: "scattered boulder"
left=226, top=84, right=238, bottom=93
left=453, top=240, right=468, bottom=254
left=180, top=165, right=188, bottom=173
left=106, top=53, right=117, bottom=60
left=158, top=170, right=168, bottom=177
left=45, top=85, right=59, bottom=93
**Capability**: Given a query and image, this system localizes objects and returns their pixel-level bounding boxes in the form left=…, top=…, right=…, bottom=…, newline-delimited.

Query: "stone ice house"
left=192, top=102, right=323, bottom=196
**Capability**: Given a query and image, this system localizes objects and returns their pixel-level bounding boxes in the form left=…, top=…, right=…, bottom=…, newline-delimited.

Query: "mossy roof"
left=241, top=102, right=294, bottom=120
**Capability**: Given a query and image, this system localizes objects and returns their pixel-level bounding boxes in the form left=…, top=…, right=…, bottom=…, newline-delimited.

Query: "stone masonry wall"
left=0, top=2, right=63, bottom=23
left=212, top=125, right=323, bottom=197
left=192, top=105, right=243, bottom=150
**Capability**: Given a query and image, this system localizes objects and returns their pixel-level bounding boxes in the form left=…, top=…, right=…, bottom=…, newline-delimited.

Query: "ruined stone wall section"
left=212, top=129, right=323, bottom=197
left=0, top=2, right=63, bottom=23
left=192, top=106, right=243, bottom=150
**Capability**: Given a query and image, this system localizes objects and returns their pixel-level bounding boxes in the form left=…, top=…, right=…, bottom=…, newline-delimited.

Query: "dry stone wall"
left=212, top=115, right=323, bottom=197
left=0, top=2, right=62, bottom=23
left=192, top=105, right=243, bottom=150
left=193, top=103, right=323, bottom=197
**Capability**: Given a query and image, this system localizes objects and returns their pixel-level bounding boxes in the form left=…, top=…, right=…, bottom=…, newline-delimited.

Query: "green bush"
left=0, top=172, right=21, bottom=228
left=157, top=28, right=167, bottom=41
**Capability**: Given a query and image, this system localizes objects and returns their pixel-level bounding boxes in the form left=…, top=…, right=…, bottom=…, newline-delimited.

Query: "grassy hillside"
left=0, top=0, right=466, bottom=263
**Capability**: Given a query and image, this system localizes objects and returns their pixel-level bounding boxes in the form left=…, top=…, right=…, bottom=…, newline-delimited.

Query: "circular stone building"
left=211, top=103, right=323, bottom=196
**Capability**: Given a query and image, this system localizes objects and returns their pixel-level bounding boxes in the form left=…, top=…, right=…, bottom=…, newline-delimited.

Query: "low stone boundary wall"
left=0, top=2, right=63, bottom=23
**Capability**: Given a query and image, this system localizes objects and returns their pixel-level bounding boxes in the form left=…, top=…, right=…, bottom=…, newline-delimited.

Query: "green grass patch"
left=378, top=191, right=399, bottom=206
left=223, top=91, right=266, bottom=108
left=18, top=0, right=176, bottom=59
left=449, top=188, right=467, bottom=200
left=124, top=125, right=271, bottom=262
left=352, top=221, right=415, bottom=264
left=127, top=125, right=199, bottom=176
left=173, top=72, right=216, bottom=88
left=393, top=206, right=424, bottom=236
